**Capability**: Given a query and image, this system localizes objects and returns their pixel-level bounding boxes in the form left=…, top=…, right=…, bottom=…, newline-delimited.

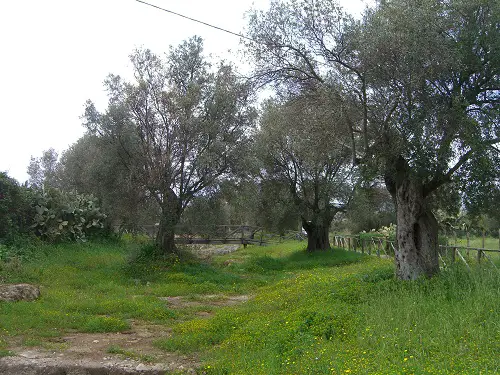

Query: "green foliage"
left=255, top=180, right=300, bottom=234
left=27, top=148, right=60, bottom=190
left=84, top=37, right=256, bottom=254
left=357, top=224, right=397, bottom=241
left=180, top=194, right=229, bottom=235
left=257, top=93, right=354, bottom=223
left=58, top=134, right=159, bottom=233
left=0, top=172, right=34, bottom=242
left=0, top=235, right=44, bottom=264
left=31, top=189, right=107, bottom=242
left=245, top=0, right=499, bottom=275
left=344, top=185, right=395, bottom=234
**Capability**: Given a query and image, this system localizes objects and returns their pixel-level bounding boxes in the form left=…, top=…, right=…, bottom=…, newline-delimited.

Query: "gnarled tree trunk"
left=386, top=158, right=440, bottom=280
left=393, top=179, right=439, bottom=279
left=302, top=213, right=332, bottom=252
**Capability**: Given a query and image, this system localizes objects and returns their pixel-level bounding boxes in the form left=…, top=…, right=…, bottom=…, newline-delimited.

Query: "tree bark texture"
left=302, top=214, right=331, bottom=252
left=156, top=191, right=182, bottom=255
left=386, top=159, right=440, bottom=279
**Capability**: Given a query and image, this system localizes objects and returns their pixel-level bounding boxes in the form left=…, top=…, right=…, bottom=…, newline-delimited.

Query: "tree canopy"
left=257, top=89, right=355, bottom=250
left=245, top=0, right=500, bottom=278
left=84, top=37, right=256, bottom=254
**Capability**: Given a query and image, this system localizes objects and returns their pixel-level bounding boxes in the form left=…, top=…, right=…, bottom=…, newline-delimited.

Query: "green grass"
left=452, top=236, right=499, bottom=250
left=0, top=241, right=177, bottom=341
left=0, top=337, right=14, bottom=357
left=0, top=241, right=331, bottom=342
left=159, top=257, right=500, bottom=374
left=0, top=349, right=14, bottom=357
left=444, top=236, right=500, bottom=265
left=1, top=239, right=499, bottom=374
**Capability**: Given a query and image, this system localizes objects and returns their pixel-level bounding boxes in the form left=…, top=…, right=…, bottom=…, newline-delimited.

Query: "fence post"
left=477, top=230, right=485, bottom=262
left=361, top=239, right=365, bottom=254
left=467, top=231, right=470, bottom=257
left=451, top=246, right=456, bottom=263
left=377, top=239, right=381, bottom=257
left=348, top=237, right=351, bottom=251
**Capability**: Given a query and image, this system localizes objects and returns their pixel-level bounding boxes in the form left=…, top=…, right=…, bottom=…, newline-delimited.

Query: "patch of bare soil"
left=1, top=320, right=198, bottom=374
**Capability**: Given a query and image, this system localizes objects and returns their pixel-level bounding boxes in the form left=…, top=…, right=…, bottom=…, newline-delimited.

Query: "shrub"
left=31, top=188, right=107, bottom=242
left=0, top=172, right=34, bottom=242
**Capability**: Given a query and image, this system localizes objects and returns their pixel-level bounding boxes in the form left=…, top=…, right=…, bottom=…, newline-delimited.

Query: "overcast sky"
left=0, top=0, right=369, bottom=183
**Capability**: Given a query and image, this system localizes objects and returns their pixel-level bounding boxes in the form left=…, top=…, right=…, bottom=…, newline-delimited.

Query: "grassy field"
left=451, top=236, right=499, bottom=249
left=0, top=239, right=499, bottom=374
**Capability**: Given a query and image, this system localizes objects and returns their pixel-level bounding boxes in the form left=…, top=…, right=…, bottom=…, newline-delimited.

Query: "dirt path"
left=0, top=244, right=243, bottom=374
left=0, top=320, right=197, bottom=374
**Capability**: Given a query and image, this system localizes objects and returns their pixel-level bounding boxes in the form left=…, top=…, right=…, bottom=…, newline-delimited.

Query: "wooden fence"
left=137, top=224, right=306, bottom=247
left=333, top=235, right=500, bottom=271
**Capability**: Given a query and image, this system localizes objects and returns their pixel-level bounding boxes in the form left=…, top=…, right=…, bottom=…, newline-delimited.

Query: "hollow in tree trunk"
left=302, top=214, right=332, bottom=252
left=386, top=158, right=440, bottom=280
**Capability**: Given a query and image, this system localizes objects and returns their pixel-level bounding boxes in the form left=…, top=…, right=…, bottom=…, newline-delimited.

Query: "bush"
left=31, top=188, right=107, bottom=242
left=356, top=223, right=397, bottom=241
left=0, top=172, right=34, bottom=242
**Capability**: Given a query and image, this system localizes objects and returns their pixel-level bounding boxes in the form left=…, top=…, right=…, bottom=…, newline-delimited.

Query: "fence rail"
left=136, top=224, right=306, bottom=247
left=333, top=235, right=500, bottom=271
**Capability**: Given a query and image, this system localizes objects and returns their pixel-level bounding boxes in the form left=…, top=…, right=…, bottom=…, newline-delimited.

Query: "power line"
left=134, top=0, right=257, bottom=43
left=134, top=0, right=333, bottom=72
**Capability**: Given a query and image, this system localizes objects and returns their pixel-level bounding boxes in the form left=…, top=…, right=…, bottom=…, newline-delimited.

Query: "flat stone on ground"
left=0, top=283, right=40, bottom=302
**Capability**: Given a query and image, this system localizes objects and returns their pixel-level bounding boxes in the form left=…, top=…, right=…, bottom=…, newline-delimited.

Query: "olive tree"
left=27, top=148, right=60, bottom=190
left=245, top=0, right=499, bottom=278
left=57, top=134, right=158, bottom=232
left=257, top=89, right=354, bottom=251
left=84, top=37, right=256, bottom=254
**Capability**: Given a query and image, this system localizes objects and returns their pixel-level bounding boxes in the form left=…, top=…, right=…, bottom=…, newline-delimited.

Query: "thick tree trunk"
left=386, top=158, right=440, bottom=280
left=393, top=179, right=439, bottom=279
left=302, top=214, right=331, bottom=252
left=156, top=190, right=182, bottom=255
left=156, top=213, right=178, bottom=255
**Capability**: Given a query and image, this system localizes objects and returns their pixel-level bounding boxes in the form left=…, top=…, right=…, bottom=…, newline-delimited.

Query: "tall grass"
left=159, top=258, right=500, bottom=374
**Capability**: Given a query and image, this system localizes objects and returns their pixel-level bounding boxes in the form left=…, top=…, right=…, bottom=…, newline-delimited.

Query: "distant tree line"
left=1, top=0, right=498, bottom=280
